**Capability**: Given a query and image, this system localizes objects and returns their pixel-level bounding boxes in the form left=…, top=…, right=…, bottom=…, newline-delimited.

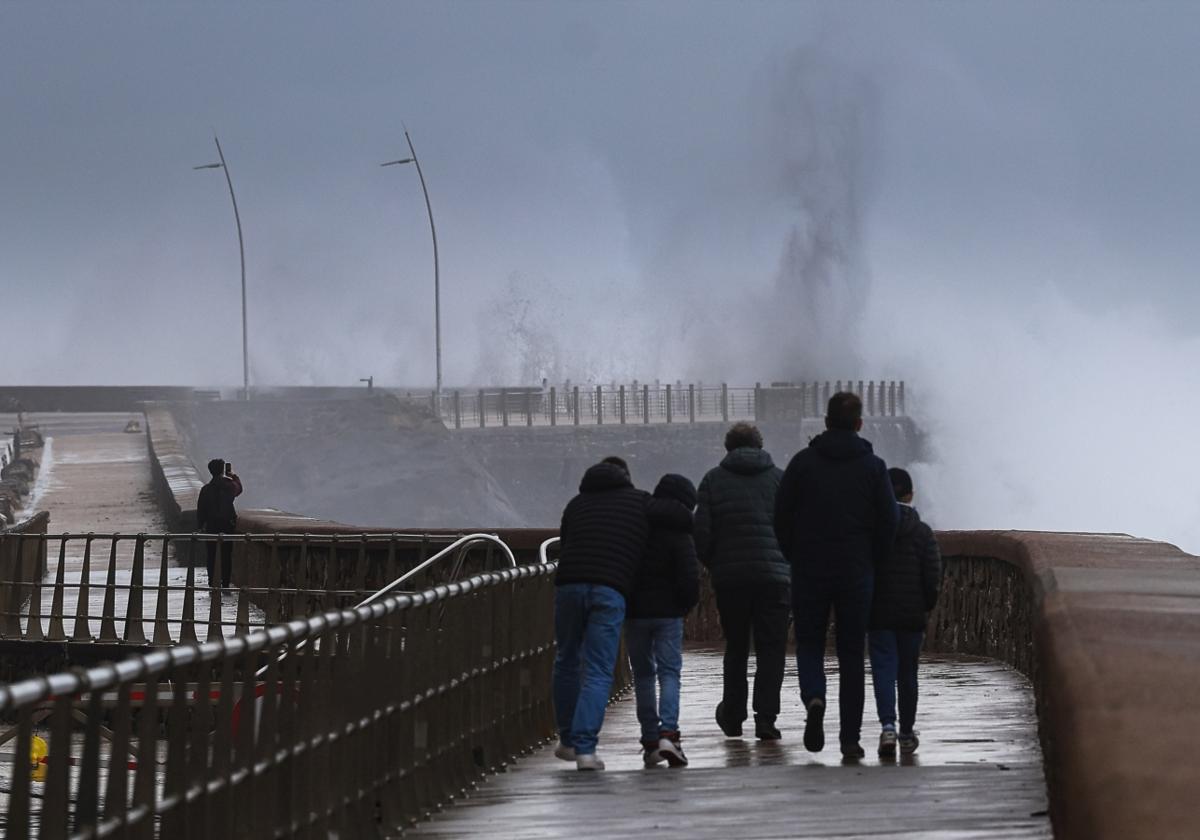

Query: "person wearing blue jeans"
left=868, top=467, right=942, bottom=757
left=775, top=392, right=899, bottom=759
left=624, top=474, right=699, bottom=767
left=553, top=457, right=650, bottom=771
left=554, top=583, right=626, bottom=758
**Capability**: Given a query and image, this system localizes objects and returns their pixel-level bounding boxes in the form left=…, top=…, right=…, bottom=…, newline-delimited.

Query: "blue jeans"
left=625, top=617, right=683, bottom=742
left=868, top=629, right=924, bottom=734
left=553, top=583, right=625, bottom=755
left=793, top=570, right=874, bottom=746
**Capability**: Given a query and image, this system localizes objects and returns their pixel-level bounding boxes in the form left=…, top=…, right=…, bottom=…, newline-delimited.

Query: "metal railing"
left=0, top=531, right=515, bottom=647
left=0, top=561, right=560, bottom=838
left=436, top=380, right=906, bottom=429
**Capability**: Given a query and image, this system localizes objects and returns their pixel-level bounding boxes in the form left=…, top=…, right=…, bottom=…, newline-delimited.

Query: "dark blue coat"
left=870, top=504, right=942, bottom=631
left=774, top=429, right=899, bottom=579
left=627, top=474, right=701, bottom=619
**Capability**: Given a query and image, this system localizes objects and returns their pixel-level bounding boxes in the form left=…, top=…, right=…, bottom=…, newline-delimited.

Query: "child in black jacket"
left=868, top=468, right=942, bottom=757
left=626, top=474, right=700, bottom=767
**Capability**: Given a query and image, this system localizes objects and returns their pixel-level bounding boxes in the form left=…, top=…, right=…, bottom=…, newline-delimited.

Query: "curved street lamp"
left=382, top=128, right=441, bottom=399
left=194, top=135, right=249, bottom=400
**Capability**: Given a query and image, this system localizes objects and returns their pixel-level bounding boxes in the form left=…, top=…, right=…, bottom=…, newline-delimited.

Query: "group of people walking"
left=552, top=391, right=942, bottom=770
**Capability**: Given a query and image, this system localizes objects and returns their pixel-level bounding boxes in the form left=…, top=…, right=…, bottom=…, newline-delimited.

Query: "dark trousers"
left=793, top=570, right=873, bottom=746
left=715, top=583, right=790, bottom=723
left=869, top=629, right=924, bottom=734
left=205, top=539, right=234, bottom=588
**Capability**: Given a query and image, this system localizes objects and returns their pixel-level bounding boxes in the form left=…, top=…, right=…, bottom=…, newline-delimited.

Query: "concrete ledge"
left=938, top=530, right=1200, bottom=840
left=143, top=404, right=206, bottom=527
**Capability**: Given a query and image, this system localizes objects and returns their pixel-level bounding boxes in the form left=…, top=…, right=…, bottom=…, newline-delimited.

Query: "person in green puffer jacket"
left=695, top=423, right=790, bottom=740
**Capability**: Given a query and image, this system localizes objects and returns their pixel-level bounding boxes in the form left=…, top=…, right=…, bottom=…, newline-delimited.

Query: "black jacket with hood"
left=869, top=503, right=942, bottom=631
left=774, top=429, right=899, bottom=579
left=556, top=462, right=650, bottom=598
left=695, top=447, right=790, bottom=589
left=627, top=474, right=701, bottom=620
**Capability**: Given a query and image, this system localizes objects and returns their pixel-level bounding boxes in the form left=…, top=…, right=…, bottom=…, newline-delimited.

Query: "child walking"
left=868, top=468, right=942, bottom=757
left=625, top=474, right=701, bottom=767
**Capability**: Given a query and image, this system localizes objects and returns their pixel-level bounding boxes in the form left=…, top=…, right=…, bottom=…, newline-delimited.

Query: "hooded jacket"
left=627, top=474, right=701, bottom=619
left=556, top=462, right=650, bottom=597
left=695, top=447, right=789, bottom=589
left=774, top=429, right=899, bottom=578
left=869, top=504, right=942, bottom=631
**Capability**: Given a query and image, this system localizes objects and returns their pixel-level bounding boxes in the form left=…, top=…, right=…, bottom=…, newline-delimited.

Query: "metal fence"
left=0, top=531, right=511, bottom=647
left=0, top=561, right=561, bottom=838
left=437, top=380, right=906, bottom=429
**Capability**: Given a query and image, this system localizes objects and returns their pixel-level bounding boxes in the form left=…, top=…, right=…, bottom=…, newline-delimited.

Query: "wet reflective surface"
left=411, top=648, right=1051, bottom=839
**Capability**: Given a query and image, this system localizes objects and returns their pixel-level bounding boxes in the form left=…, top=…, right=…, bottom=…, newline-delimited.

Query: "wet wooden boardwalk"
left=411, top=649, right=1050, bottom=839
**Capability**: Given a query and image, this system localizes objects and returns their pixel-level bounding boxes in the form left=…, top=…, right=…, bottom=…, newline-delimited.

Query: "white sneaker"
left=642, top=740, right=664, bottom=767
left=554, top=743, right=576, bottom=762
left=657, top=737, right=688, bottom=768
left=575, top=753, right=606, bottom=771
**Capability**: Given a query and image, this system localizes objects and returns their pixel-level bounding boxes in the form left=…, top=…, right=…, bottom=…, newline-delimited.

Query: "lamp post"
left=382, top=129, right=441, bottom=399
left=194, top=135, right=249, bottom=400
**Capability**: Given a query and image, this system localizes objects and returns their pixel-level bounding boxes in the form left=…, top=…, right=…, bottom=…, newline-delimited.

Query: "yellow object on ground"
left=30, top=735, right=47, bottom=782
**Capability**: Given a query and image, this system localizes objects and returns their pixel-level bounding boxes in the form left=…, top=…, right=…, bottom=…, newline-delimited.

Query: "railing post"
left=688, top=384, right=696, bottom=423
left=525, top=389, right=534, bottom=427
left=478, top=389, right=486, bottom=428
left=753, top=382, right=762, bottom=422
left=123, top=534, right=148, bottom=644
left=643, top=384, right=650, bottom=424
left=721, top=383, right=729, bottom=422
left=573, top=386, right=580, bottom=426
left=867, top=381, right=875, bottom=416
left=665, top=384, right=673, bottom=423
left=152, top=534, right=173, bottom=644
left=899, top=381, right=906, bottom=415
left=549, top=386, right=557, bottom=427
left=98, top=535, right=120, bottom=643
left=596, top=385, right=603, bottom=425
left=501, top=388, right=510, bottom=427
left=46, top=535, right=68, bottom=641
left=453, top=390, right=462, bottom=429
left=889, top=381, right=897, bottom=416
left=619, top=385, right=626, bottom=425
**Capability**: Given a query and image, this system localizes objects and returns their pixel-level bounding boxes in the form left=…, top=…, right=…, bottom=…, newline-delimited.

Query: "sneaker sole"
left=660, top=750, right=688, bottom=768
left=803, top=704, right=825, bottom=752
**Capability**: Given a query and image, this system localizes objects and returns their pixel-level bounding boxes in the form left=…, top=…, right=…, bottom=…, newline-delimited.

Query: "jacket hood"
left=897, top=503, right=922, bottom=536
left=647, top=496, right=694, bottom=532
left=720, top=447, right=776, bottom=476
left=809, top=429, right=874, bottom=461
left=579, top=462, right=634, bottom=493
left=653, top=473, right=697, bottom=509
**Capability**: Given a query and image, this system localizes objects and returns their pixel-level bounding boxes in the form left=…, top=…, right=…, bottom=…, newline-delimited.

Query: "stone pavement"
left=411, top=649, right=1050, bottom=839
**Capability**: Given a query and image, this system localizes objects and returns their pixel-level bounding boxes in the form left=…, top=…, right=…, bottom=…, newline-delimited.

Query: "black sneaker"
left=803, top=698, right=825, bottom=752
left=754, top=716, right=782, bottom=740
left=899, top=732, right=920, bottom=755
left=715, top=701, right=743, bottom=737
left=840, top=741, right=866, bottom=760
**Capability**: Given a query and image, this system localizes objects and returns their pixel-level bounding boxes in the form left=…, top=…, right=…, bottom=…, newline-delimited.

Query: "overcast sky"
left=4, top=1, right=1200, bottom=546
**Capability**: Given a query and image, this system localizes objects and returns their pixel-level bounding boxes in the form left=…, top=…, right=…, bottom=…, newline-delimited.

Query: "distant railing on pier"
left=0, top=562, right=563, bottom=838
left=0, top=531, right=511, bottom=648
left=436, top=380, right=906, bottom=429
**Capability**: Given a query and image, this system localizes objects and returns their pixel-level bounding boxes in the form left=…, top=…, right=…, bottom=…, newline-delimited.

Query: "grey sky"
left=5, top=1, right=1200, bottom=548
left=4, top=1, right=1198, bottom=386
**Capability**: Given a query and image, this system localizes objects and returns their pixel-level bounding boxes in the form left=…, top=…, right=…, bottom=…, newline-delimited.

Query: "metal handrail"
left=255, top=532, right=516, bottom=678
left=539, top=536, right=560, bottom=564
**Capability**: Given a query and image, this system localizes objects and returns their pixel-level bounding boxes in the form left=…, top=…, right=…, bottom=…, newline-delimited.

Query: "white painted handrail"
left=539, top=536, right=560, bottom=564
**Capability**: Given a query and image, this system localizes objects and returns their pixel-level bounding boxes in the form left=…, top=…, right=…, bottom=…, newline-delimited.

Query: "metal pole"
left=213, top=136, right=249, bottom=401
left=404, top=130, right=441, bottom=399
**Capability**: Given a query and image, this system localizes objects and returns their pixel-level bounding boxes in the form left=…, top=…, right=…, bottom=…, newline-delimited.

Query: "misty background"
left=3, top=1, right=1199, bottom=551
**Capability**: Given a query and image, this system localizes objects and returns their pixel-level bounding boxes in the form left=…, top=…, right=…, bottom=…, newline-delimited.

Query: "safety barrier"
left=0, top=561, right=561, bottom=838
left=0, top=531, right=513, bottom=646
left=438, top=380, right=906, bottom=429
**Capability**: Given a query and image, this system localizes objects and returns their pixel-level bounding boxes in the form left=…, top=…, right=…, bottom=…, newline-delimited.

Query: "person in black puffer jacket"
left=553, top=457, right=650, bottom=771
left=696, top=423, right=790, bottom=741
left=626, top=474, right=700, bottom=768
left=868, top=467, right=941, bottom=759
